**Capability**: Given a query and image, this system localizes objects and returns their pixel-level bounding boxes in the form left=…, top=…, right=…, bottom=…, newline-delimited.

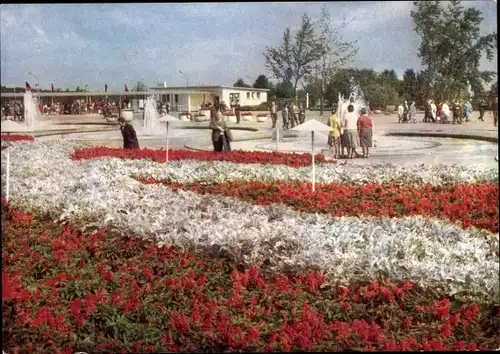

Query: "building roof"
left=0, top=90, right=214, bottom=98
left=0, top=85, right=270, bottom=98
left=150, top=85, right=270, bottom=92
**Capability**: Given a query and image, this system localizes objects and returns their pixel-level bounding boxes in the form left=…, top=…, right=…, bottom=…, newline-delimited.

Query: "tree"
left=274, top=81, right=294, bottom=99
left=402, top=69, right=419, bottom=102
left=252, top=74, right=272, bottom=89
left=233, top=78, right=251, bottom=88
left=134, top=81, right=148, bottom=92
left=364, top=83, right=399, bottom=111
left=264, top=13, right=324, bottom=101
left=411, top=0, right=497, bottom=100
left=309, top=5, right=358, bottom=115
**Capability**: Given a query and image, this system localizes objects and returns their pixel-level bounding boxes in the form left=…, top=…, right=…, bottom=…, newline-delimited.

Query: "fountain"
left=338, top=80, right=368, bottom=121
left=23, top=90, right=42, bottom=130
left=143, top=95, right=159, bottom=136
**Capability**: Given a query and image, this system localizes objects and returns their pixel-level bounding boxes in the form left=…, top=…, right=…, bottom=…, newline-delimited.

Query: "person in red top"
left=357, top=107, right=373, bottom=158
left=436, top=102, right=442, bottom=123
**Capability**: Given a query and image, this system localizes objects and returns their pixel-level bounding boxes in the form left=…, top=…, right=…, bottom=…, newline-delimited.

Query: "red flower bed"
left=70, top=146, right=331, bottom=167
left=141, top=179, right=499, bottom=233
left=1, top=134, right=34, bottom=142
left=2, top=202, right=498, bottom=352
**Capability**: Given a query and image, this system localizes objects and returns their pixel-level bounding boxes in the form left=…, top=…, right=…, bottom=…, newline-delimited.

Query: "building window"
left=247, top=92, right=250, bottom=99
left=229, top=93, right=240, bottom=103
left=257, top=92, right=260, bottom=99
left=252, top=92, right=255, bottom=99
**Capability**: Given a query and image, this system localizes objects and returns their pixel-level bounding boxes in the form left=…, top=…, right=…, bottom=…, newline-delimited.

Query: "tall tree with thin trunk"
left=311, top=5, right=358, bottom=115
left=264, top=14, right=324, bottom=103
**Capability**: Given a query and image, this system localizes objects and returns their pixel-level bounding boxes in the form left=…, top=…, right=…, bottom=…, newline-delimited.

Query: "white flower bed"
left=123, top=158, right=498, bottom=186
left=1, top=141, right=499, bottom=300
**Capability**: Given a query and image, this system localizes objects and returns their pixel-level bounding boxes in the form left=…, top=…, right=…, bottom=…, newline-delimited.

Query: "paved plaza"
left=28, top=110, right=499, bottom=168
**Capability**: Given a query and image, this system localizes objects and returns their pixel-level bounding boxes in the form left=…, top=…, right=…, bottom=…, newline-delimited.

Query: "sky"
left=0, top=1, right=497, bottom=91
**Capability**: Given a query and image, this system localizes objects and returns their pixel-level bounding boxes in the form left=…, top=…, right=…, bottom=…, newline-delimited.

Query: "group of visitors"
left=328, top=104, right=373, bottom=159
left=397, top=97, right=497, bottom=126
left=157, top=101, right=171, bottom=115
left=1, top=102, right=24, bottom=121
left=280, top=102, right=306, bottom=130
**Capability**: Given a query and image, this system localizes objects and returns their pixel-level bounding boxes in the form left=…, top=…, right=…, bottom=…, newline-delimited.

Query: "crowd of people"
left=0, top=100, right=117, bottom=121
left=328, top=103, right=373, bottom=159
left=397, top=97, right=498, bottom=126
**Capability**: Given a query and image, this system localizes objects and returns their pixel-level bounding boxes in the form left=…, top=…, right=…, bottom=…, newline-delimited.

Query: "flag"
left=124, top=84, right=129, bottom=92
left=25, top=81, right=32, bottom=92
left=51, top=83, right=54, bottom=92
left=105, top=84, right=108, bottom=92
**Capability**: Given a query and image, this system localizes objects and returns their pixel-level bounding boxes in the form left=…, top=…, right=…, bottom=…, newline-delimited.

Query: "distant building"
left=149, top=85, right=269, bottom=112
left=0, top=85, right=269, bottom=113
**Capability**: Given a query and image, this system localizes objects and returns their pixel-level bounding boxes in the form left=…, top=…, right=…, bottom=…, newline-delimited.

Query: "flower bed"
left=139, top=179, right=499, bottom=233
left=1, top=135, right=35, bottom=150
left=1, top=134, right=34, bottom=142
left=70, top=146, right=330, bottom=167
left=2, top=203, right=499, bottom=353
left=2, top=141, right=499, bottom=300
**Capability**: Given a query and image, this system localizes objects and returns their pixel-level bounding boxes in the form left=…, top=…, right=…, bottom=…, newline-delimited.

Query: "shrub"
left=239, top=103, right=269, bottom=111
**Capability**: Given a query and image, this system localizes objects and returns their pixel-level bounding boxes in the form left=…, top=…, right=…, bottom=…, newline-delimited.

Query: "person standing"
left=403, top=101, right=409, bottom=123
left=328, top=106, right=342, bottom=159
left=292, top=103, right=300, bottom=126
left=441, top=101, right=450, bottom=124
left=234, top=102, right=241, bottom=124
left=423, top=99, right=431, bottom=123
left=298, top=103, right=306, bottom=124
left=118, top=117, right=139, bottom=149
left=431, top=100, right=437, bottom=123
left=478, top=98, right=487, bottom=121
left=436, top=101, right=442, bottom=122
left=342, top=104, right=359, bottom=159
left=357, top=107, right=373, bottom=158
left=287, top=103, right=295, bottom=128
left=282, top=104, right=289, bottom=130
left=409, top=101, right=417, bottom=123
left=464, top=100, right=472, bottom=122
left=270, top=102, right=278, bottom=128
left=210, top=103, right=217, bottom=121
left=209, top=112, right=231, bottom=152
left=452, top=101, right=460, bottom=124
left=398, top=103, right=404, bottom=123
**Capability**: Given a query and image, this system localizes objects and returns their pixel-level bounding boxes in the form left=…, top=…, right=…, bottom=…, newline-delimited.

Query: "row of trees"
left=257, top=0, right=497, bottom=113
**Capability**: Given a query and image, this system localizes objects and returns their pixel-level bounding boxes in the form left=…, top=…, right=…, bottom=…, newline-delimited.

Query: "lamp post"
left=179, top=71, right=189, bottom=87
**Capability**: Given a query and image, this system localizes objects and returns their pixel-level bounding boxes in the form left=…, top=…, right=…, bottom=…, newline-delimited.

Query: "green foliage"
left=411, top=0, right=497, bottom=99
left=274, top=81, right=295, bottom=99
left=252, top=74, right=272, bottom=90
left=263, top=14, right=324, bottom=97
left=233, top=78, right=251, bottom=88
left=239, top=103, right=270, bottom=111
left=364, top=83, right=399, bottom=110
left=134, top=81, right=148, bottom=92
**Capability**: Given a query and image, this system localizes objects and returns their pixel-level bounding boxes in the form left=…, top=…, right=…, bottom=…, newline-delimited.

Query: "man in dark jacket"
left=234, top=102, right=241, bottom=124
left=118, top=117, right=139, bottom=149
left=479, top=98, right=487, bottom=121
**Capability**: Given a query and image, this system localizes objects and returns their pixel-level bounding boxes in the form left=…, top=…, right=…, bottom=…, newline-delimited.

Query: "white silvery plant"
left=1, top=140, right=499, bottom=301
